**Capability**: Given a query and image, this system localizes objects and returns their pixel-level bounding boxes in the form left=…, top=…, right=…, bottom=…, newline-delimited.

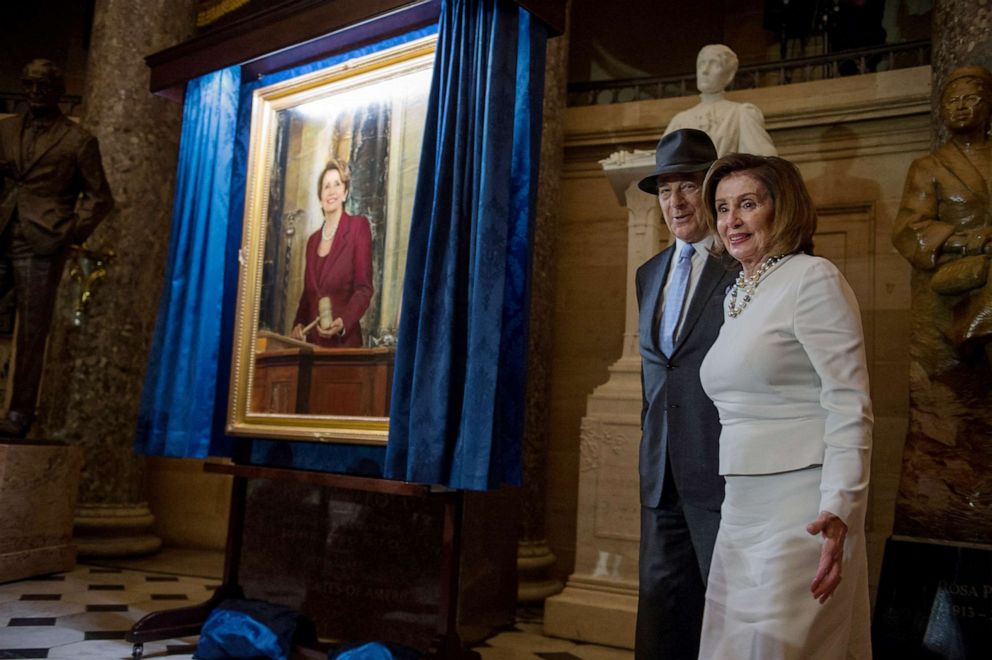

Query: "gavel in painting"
left=300, top=296, right=333, bottom=335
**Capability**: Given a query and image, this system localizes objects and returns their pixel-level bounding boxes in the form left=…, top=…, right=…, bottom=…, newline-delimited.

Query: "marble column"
left=34, top=0, right=198, bottom=556
left=890, top=0, right=992, bottom=545
left=518, top=15, right=569, bottom=604
left=544, top=150, right=663, bottom=648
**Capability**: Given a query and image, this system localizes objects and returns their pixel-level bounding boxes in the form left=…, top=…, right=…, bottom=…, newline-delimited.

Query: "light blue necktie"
left=660, top=243, right=694, bottom=356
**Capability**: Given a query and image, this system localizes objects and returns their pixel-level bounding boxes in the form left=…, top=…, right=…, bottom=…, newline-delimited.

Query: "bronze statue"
left=894, top=65, right=992, bottom=366
left=892, top=65, right=992, bottom=545
left=0, top=59, right=114, bottom=437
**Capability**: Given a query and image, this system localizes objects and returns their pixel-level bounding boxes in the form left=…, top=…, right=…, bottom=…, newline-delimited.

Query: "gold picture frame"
left=227, top=35, right=436, bottom=444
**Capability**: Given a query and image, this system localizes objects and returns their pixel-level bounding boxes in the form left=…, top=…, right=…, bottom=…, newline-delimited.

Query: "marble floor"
left=0, top=553, right=633, bottom=659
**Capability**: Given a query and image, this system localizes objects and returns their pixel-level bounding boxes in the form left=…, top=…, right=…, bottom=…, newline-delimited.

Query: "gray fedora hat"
left=637, top=128, right=717, bottom=195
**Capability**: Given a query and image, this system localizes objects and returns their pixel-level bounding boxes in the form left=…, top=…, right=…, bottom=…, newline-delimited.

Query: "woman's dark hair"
left=703, top=153, right=817, bottom=257
left=315, top=158, right=351, bottom=199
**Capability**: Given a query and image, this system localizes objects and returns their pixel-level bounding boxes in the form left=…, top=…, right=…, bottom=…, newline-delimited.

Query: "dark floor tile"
left=86, top=604, right=129, bottom=612
left=17, top=595, right=60, bottom=602
left=150, top=594, right=189, bottom=601
left=145, top=576, right=179, bottom=582
left=166, top=644, right=197, bottom=654
left=515, top=606, right=544, bottom=624
left=535, top=654, right=581, bottom=660
left=87, top=584, right=125, bottom=591
left=7, top=618, right=56, bottom=627
left=0, top=650, right=49, bottom=658
left=83, top=631, right=128, bottom=640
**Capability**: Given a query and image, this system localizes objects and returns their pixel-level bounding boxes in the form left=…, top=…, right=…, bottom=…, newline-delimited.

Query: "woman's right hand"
left=291, top=324, right=305, bottom=341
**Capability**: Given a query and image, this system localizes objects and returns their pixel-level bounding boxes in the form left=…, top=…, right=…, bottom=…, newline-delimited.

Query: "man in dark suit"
left=0, top=59, right=114, bottom=437
left=634, top=129, right=736, bottom=660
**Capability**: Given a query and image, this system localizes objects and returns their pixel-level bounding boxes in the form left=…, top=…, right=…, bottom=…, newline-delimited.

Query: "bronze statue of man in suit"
left=0, top=59, right=114, bottom=437
left=634, top=129, right=737, bottom=660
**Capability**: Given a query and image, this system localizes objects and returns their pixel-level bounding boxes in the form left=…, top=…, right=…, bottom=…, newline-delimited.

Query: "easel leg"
left=126, top=474, right=247, bottom=649
left=426, top=491, right=480, bottom=659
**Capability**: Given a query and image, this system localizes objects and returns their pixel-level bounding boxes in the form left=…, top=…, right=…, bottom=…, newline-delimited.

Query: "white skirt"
left=698, top=467, right=871, bottom=660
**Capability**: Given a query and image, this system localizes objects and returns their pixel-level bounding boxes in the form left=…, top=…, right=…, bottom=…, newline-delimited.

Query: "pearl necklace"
left=727, top=255, right=784, bottom=318
left=321, top=221, right=336, bottom=241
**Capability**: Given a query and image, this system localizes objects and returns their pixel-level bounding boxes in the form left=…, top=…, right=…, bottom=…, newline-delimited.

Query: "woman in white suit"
left=697, top=153, right=872, bottom=659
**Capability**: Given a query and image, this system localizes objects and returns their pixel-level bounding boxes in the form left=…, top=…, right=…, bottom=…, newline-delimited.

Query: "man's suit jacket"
left=0, top=113, right=114, bottom=256
left=636, top=245, right=737, bottom=511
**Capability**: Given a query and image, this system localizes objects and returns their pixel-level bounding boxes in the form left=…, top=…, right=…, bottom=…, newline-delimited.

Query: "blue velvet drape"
left=384, top=0, right=547, bottom=490
left=135, top=66, right=241, bottom=457
left=136, top=27, right=437, bottom=461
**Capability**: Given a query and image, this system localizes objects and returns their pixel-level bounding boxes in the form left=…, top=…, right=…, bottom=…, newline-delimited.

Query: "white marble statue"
left=664, top=44, right=777, bottom=157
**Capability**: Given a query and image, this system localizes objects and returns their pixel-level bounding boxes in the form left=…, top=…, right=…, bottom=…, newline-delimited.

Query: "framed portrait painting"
left=228, top=35, right=436, bottom=444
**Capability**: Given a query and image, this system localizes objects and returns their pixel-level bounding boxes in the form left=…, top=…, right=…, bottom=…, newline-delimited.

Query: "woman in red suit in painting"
left=291, top=159, right=373, bottom=347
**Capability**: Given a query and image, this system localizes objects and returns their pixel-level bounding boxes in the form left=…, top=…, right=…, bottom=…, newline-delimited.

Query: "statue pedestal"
left=543, top=358, right=642, bottom=648
left=0, top=442, right=83, bottom=583
left=545, top=151, right=661, bottom=649
left=872, top=536, right=992, bottom=658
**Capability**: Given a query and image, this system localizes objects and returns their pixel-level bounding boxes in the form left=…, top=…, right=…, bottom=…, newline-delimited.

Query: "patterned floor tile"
left=476, top=648, right=542, bottom=660
left=0, top=648, right=50, bottom=658
left=6, top=620, right=55, bottom=628
left=0, top=627, right=83, bottom=648
left=566, top=645, right=634, bottom=660
left=60, top=590, right=147, bottom=606
left=0, top=602, right=86, bottom=622
left=55, top=611, right=135, bottom=633
left=483, top=630, right=579, bottom=654
left=0, top=557, right=633, bottom=659
left=0, top=583, right=70, bottom=597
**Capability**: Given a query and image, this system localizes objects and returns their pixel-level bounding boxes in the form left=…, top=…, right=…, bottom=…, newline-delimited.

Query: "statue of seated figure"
left=664, top=44, right=777, bottom=158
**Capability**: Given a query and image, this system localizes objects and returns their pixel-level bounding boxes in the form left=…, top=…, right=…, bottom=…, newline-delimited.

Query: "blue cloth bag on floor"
left=329, top=641, right=421, bottom=659
left=194, top=599, right=312, bottom=660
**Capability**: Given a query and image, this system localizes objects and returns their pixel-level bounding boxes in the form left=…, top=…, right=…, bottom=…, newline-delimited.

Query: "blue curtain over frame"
left=135, top=27, right=438, bottom=460
left=384, top=0, right=548, bottom=490
left=135, top=66, right=240, bottom=458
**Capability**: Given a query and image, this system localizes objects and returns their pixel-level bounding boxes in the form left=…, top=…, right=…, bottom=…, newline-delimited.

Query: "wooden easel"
left=126, top=462, right=478, bottom=659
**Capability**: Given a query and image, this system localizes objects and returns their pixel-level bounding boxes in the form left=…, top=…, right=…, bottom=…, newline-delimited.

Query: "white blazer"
left=700, top=253, right=873, bottom=525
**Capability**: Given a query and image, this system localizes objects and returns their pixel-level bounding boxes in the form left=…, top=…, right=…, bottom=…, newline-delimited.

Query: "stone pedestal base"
left=872, top=536, right=992, bottom=658
left=0, top=442, right=83, bottom=583
left=517, top=540, right=563, bottom=602
left=544, top=355, right=643, bottom=650
left=544, top=575, right=637, bottom=648
left=74, top=503, right=162, bottom=558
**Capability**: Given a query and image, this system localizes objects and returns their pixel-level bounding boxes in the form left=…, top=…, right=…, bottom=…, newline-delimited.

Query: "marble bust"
left=664, top=44, right=777, bottom=157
